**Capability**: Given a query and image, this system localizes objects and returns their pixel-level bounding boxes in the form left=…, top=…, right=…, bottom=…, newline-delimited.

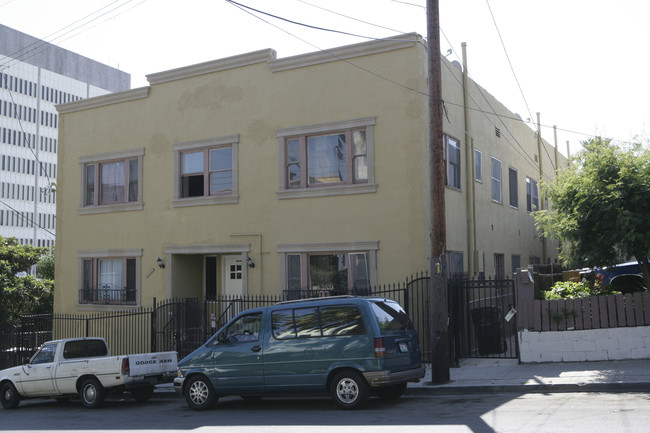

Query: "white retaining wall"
left=518, top=326, right=650, bottom=363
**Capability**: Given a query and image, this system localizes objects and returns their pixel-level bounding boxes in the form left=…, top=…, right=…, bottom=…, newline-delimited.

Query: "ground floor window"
left=78, top=249, right=141, bottom=306
left=279, top=242, right=378, bottom=298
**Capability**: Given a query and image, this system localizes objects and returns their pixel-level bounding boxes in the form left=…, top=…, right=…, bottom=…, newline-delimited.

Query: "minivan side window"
left=272, top=305, right=365, bottom=340
left=320, top=306, right=365, bottom=336
left=224, top=313, right=262, bottom=343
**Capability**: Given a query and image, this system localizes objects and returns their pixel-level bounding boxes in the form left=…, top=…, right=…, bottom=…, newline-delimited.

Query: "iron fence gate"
left=449, top=277, right=518, bottom=363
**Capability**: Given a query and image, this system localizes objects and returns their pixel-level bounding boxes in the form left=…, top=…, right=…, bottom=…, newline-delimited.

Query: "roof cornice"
left=146, top=49, right=277, bottom=85
left=269, top=33, right=421, bottom=72
left=57, top=87, right=150, bottom=114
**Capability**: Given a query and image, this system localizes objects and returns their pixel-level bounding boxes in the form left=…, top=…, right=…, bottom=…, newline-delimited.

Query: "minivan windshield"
left=371, top=300, right=414, bottom=331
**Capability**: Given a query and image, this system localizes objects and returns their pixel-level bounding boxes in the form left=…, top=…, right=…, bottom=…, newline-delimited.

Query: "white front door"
left=222, top=255, right=243, bottom=297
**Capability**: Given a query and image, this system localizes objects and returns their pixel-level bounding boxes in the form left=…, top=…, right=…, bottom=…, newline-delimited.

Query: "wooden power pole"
left=427, top=0, right=450, bottom=383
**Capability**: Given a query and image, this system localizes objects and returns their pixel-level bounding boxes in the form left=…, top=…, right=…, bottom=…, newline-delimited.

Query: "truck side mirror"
left=23, top=357, right=31, bottom=365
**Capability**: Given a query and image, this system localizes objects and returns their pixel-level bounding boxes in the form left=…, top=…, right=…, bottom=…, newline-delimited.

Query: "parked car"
left=174, top=296, right=425, bottom=410
left=0, top=337, right=177, bottom=409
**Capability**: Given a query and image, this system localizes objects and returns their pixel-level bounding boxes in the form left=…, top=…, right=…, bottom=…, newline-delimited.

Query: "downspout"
left=461, top=43, right=477, bottom=277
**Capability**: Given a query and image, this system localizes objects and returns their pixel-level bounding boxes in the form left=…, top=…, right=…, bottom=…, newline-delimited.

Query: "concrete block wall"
left=518, top=326, right=650, bottom=363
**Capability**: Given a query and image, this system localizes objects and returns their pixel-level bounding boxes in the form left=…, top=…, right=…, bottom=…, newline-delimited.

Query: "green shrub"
left=544, top=277, right=621, bottom=300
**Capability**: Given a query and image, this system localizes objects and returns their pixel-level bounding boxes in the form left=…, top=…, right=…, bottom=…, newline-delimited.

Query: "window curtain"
left=100, top=161, right=125, bottom=203
left=99, top=259, right=123, bottom=301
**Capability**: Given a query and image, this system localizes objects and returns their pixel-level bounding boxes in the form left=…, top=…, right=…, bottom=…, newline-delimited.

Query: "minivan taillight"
left=374, top=337, right=386, bottom=358
left=121, top=357, right=129, bottom=376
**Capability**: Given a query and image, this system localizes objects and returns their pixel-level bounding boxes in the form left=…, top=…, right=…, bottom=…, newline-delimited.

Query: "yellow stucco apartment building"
left=55, top=34, right=565, bottom=313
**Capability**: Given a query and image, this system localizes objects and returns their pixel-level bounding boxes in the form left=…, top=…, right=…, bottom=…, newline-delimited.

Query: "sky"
left=1, top=0, right=648, bottom=156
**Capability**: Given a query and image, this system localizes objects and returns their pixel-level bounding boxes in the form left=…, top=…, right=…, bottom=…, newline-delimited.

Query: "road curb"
left=406, top=382, right=650, bottom=395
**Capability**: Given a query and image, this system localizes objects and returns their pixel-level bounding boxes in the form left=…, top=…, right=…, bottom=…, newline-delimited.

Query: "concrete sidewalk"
left=409, top=358, right=650, bottom=394
left=155, top=358, right=650, bottom=397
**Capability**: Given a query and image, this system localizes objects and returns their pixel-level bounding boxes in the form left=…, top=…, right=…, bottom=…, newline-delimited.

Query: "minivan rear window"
left=371, top=300, right=414, bottom=332
left=272, top=305, right=365, bottom=339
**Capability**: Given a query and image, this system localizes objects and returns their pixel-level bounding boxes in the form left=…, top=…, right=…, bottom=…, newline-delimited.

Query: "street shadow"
left=0, top=391, right=528, bottom=433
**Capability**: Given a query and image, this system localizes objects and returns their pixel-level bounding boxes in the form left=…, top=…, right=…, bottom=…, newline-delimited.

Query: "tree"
left=534, top=138, right=650, bottom=286
left=0, top=236, right=53, bottom=331
left=36, top=246, right=55, bottom=280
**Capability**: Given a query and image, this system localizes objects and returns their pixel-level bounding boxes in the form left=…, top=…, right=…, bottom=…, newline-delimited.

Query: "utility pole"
left=427, top=0, right=449, bottom=384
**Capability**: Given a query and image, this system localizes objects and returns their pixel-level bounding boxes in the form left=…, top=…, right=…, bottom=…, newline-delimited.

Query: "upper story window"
left=276, top=117, right=377, bottom=199
left=475, top=149, right=482, bottom=182
left=445, top=135, right=461, bottom=190
left=508, top=167, right=518, bottom=208
left=79, top=149, right=144, bottom=214
left=173, top=135, right=239, bottom=207
left=490, top=157, right=502, bottom=203
left=526, top=177, right=539, bottom=212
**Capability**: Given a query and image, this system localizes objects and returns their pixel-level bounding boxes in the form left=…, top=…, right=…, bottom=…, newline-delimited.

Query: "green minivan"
left=173, top=296, right=425, bottom=410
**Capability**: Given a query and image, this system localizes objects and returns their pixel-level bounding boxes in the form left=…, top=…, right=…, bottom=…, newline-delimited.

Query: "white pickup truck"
left=0, top=337, right=177, bottom=409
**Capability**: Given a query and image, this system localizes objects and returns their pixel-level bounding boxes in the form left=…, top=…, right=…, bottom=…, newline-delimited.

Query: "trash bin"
left=471, top=307, right=505, bottom=355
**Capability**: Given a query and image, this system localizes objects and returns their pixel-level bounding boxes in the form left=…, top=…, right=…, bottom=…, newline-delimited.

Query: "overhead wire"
left=484, top=0, right=556, bottom=172
left=0, top=0, right=144, bottom=71
left=227, top=0, right=608, bottom=178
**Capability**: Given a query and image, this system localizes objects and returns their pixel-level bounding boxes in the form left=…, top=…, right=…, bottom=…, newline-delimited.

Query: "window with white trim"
left=491, top=157, right=502, bottom=203
left=276, top=118, right=376, bottom=199
left=80, top=149, right=144, bottom=214
left=173, top=135, right=239, bottom=207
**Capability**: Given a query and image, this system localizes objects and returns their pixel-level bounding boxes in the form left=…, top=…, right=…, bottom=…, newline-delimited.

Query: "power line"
left=0, top=0, right=144, bottom=71
left=225, top=0, right=423, bottom=46
left=484, top=0, right=556, bottom=171
left=0, top=199, right=55, bottom=239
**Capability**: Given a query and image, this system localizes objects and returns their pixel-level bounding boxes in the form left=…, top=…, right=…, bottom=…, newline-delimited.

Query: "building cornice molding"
left=269, top=33, right=420, bottom=72
left=146, top=49, right=277, bottom=85
left=57, top=87, right=150, bottom=114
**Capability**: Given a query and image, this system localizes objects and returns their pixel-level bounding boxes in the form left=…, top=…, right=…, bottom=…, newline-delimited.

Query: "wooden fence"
left=517, top=292, right=650, bottom=331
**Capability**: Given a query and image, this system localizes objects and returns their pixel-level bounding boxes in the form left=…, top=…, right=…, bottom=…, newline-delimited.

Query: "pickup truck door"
left=19, top=342, right=58, bottom=397
left=211, top=312, right=264, bottom=393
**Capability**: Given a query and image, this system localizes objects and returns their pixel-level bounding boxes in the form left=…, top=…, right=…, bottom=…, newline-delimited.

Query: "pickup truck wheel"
left=1, top=382, right=20, bottom=409
left=80, top=378, right=105, bottom=409
left=185, top=376, right=217, bottom=410
left=132, top=386, right=154, bottom=402
left=330, top=371, right=369, bottom=410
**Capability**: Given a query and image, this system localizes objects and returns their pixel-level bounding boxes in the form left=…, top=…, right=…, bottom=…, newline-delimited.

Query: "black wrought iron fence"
left=448, top=276, right=518, bottom=363
left=2, top=273, right=432, bottom=369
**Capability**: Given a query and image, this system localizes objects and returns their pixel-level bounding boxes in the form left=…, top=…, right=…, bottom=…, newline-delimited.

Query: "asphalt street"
left=2, top=390, right=650, bottom=433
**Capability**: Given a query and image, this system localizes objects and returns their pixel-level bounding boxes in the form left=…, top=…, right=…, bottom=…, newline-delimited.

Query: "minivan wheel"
left=185, top=376, right=217, bottom=410
left=330, top=371, right=369, bottom=410
left=1, top=382, right=21, bottom=409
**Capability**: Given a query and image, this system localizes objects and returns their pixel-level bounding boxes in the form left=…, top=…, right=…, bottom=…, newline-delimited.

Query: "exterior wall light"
left=246, top=256, right=255, bottom=268
left=157, top=257, right=165, bottom=269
